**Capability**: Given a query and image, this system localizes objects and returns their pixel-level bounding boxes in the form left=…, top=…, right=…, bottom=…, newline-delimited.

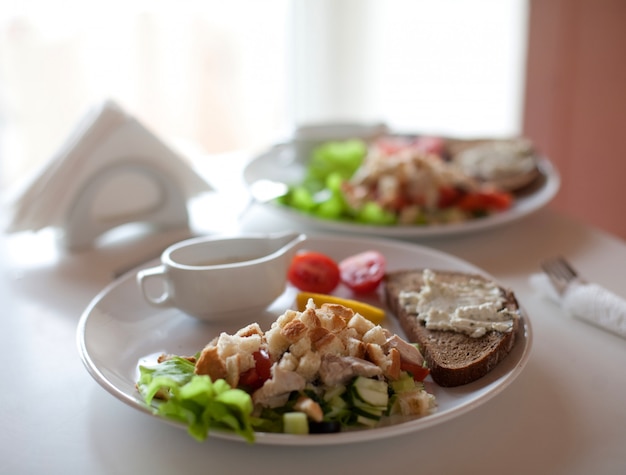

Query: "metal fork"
left=540, top=256, right=626, bottom=338
left=540, top=256, right=585, bottom=295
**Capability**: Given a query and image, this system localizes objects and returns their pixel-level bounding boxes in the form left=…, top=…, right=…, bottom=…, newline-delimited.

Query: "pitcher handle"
left=136, top=265, right=172, bottom=307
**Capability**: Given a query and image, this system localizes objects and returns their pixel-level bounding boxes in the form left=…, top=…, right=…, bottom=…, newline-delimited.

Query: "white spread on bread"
left=454, top=139, right=537, bottom=182
left=398, top=269, right=518, bottom=338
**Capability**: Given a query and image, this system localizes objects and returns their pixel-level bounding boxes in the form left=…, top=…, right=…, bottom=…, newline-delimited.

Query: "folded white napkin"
left=530, top=272, right=626, bottom=338
left=4, top=100, right=212, bottom=234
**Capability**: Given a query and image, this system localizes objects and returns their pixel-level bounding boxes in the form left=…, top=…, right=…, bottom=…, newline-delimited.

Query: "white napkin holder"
left=4, top=100, right=212, bottom=250
left=62, top=160, right=190, bottom=250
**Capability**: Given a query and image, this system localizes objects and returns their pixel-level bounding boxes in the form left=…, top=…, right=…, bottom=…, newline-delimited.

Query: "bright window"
left=0, top=0, right=528, bottom=191
left=0, top=0, right=290, bottom=189
left=291, top=0, right=529, bottom=137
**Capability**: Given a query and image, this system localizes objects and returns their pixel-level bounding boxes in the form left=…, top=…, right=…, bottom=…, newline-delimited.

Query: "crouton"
left=294, top=396, right=324, bottom=422
left=289, top=335, right=312, bottom=358
left=344, top=336, right=366, bottom=359
left=236, top=322, right=263, bottom=337
left=195, top=345, right=227, bottom=380
left=366, top=343, right=401, bottom=381
left=281, top=319, right=308, bottom=343
left=217, top=332, right=262, bottom=359
left=299, top=307, right=321, bottom=329
left=320, top=303, right=354, bottom=321
left=275, top=309, right=298, bottom=328
left=265, top=326, right=290, bottom=359
left=347, top=313, right=376, bottom=336
left=311, top=330, right=345, bottom=355
left=277, top=352, right=298, bottom=372
left=362, top=325, right=388, bottom=345
left=295, top=350, right=321, bottom=381
left=224, top=354, right=241, bottom=387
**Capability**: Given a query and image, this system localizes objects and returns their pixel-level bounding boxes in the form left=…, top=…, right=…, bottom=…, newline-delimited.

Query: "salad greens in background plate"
left=77, top=234, right=532, bottom=446
left=242, top=130, right=560, bottom=238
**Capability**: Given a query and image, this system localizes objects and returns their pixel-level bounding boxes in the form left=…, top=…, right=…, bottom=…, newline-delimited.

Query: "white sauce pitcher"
left=137, top=231, right=307, bottom=321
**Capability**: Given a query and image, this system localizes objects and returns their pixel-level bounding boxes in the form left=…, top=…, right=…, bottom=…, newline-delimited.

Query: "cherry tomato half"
left=339, top=250, right=386, bottom=294
left=239, top=349, right=272, bottom=391
left=287, top=251, right=340, bottom=294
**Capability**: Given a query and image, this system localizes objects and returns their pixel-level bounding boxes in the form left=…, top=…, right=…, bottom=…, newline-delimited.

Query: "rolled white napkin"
left=530, top=272, right=626, bottom=338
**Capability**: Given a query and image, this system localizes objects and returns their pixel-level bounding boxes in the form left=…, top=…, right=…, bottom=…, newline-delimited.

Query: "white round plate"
left=77, top=234, right=532, bottom=446
left=243, top=142, right=560, bottom=238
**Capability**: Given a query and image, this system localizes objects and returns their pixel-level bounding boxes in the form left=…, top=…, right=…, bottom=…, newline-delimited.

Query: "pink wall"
left=523, top=0, right=626, bottom=239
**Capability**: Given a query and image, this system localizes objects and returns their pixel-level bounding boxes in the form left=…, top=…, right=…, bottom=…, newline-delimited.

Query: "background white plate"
left=243, top=139, right=560, bottom=238
left=77, top=234, right=532, bottom=446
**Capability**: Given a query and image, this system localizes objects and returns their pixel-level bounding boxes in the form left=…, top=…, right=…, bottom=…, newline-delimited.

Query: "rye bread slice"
left=383, top=269, right=521, bottom=387
left=444, top=137, right=541, bottom=192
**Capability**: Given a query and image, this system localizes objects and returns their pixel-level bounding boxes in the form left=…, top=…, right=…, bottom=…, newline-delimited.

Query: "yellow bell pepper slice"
left=296, top=292, right=386, bottom=324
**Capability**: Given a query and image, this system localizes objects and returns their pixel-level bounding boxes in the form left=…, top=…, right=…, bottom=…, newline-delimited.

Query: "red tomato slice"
left=239, top=349, right=272, bottom=391
left=287, top=251, right=340, bottom=294
left=400, top=359, right=430, bottom=382
left=339, top=250, right=386, bottom=294
left=238, top=367, right=260, bottom=390
left=483, top=189, right=513, bottom=210
left=437, top=186, right=462, bottom=208
left=253, top=348, right=272, bottom=381
left=457, top=189, right=513, bottom=212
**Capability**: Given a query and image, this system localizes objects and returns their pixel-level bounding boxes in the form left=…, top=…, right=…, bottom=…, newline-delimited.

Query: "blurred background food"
left=1, top=0, right=624, bottom=237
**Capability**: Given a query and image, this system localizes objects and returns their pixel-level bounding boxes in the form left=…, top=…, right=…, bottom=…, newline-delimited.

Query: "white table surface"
left=2, top=169, right=626, bottom=475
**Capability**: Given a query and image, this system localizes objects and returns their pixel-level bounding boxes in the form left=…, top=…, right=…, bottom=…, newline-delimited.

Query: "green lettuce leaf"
left=137, top=357, right=255, bottom=443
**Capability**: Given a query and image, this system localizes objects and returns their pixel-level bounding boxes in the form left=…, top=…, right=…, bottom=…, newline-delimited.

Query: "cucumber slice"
left=352, top=405, right=384, bottom=420
left=352, top=377, right=389, bottom=407
left=323, top=384, right=347, bottom=402
left=356, top=414, right=379, bottom=427
left=283, top=412, right=309, bottom=435
left=325, top=397, right=350, bottom=420
left=328, top=396, right=348, bottom=413
left=390, top=374, right=417, bottom=393
left=351, top=396, right=386, bottom=412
